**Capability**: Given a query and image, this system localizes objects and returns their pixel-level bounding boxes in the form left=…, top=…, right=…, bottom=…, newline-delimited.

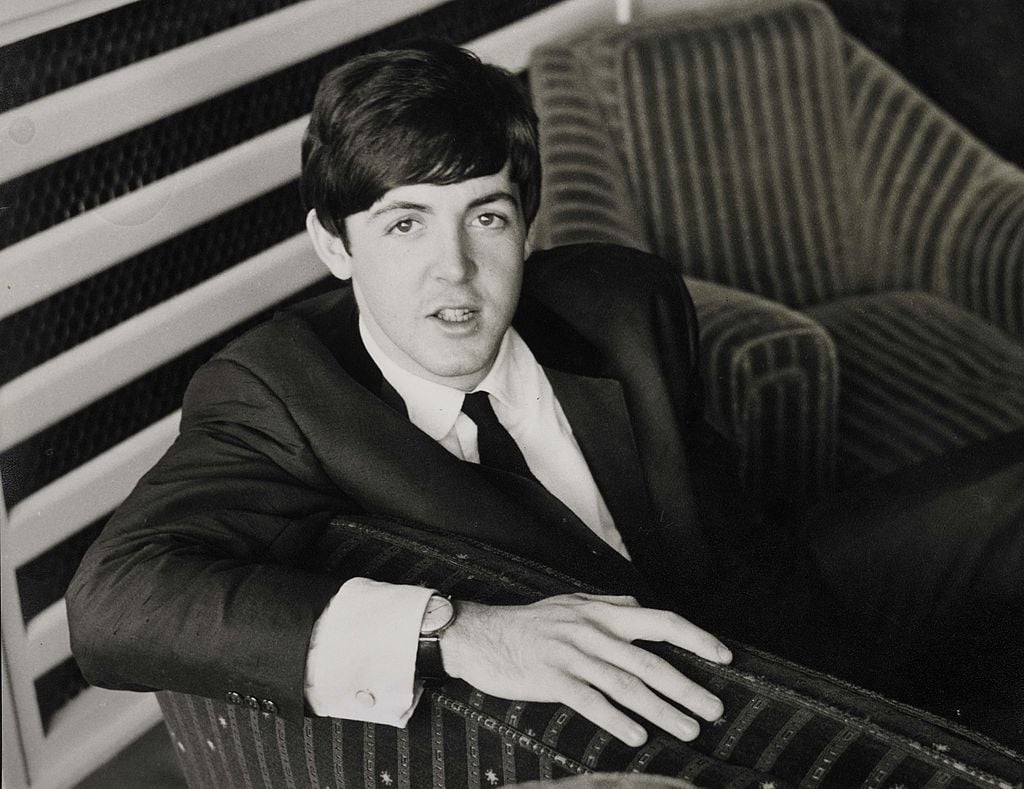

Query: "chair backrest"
left=534, top=0, right=868, bottom=308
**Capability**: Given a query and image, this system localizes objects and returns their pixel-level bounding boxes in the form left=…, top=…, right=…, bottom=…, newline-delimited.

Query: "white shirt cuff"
left=304, top=577, right=435, bottom=725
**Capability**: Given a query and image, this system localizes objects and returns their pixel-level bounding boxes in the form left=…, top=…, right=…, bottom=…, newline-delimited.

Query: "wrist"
left=417, top=594, right=456, bottom=682
left=439, top=600, right=484, bottom=680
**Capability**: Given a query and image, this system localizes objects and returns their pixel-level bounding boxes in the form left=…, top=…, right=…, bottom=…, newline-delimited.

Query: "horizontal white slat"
left=25, top=601, right=70, bottom=678
left=632, top=0, right=738, bottom=18
left=0, top=0, right=139, bottom=47
left=0, top=115, right=306, bottom=318
left=467, top=0, right=618, bottom=71
left=0, top=233, right=323, bottom=451
left=2, top=635, right=32, bottom=789
left=0, top=0, right=448, bottom=182
left=1, top=500, right=48, bottom=778
left=8, top=412, right=179, bottom=566
left=37, top=688, right=161, bottom=789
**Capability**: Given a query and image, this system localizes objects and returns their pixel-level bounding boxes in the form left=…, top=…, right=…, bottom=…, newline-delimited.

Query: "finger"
left=585, top=658, right=701, bottom=742
left=563, top=683, right=649, bottom=748
left=612, top=608, right=732, bottom=664
left=608, top=638, right=724, bottom=722
left=572, top=593, right=641, bottom=607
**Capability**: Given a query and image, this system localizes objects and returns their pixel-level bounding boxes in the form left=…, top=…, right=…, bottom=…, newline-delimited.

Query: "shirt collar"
left=471, top=327, right=521, bottom=409
left=358, top=318, right=529, bottom=441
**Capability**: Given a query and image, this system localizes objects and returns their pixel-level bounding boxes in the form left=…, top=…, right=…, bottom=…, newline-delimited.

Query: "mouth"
left=432, top=307, right=477, bottom=324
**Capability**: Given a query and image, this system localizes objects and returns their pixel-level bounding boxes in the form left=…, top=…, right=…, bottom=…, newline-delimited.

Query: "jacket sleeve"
left=67, top=355, right=361, bottom=723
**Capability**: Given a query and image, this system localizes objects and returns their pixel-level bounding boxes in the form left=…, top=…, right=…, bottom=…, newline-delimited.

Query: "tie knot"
left=460, top=390, right=496, bottom=423
left=460, top=391, right=535, bottom=480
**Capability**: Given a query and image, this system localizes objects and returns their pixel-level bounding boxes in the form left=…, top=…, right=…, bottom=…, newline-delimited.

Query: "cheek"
left=488, top=261, right=523, bottom=313
left=357, top=267, right=414, bottom=313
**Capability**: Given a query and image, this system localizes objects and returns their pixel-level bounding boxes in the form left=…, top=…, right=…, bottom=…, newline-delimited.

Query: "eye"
left=474, top=212, right=508, bottom=229
left=388, top=218, right=421, bottom=235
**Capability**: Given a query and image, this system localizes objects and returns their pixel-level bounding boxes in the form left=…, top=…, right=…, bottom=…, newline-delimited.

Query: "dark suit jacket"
left=67, top=244, right=709, bottom=723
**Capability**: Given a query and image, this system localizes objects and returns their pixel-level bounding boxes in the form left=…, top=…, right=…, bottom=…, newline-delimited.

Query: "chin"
left=428, top=362, right=487, bottom=381
left=421, top=353, right=492, bottom=383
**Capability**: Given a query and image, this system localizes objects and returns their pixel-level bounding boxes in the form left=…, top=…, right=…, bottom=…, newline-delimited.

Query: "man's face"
left=308, top=165, right=530, bottom=391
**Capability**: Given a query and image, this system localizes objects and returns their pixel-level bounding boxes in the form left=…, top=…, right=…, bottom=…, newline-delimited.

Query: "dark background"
left=823, top=0, right=1024, bottom=166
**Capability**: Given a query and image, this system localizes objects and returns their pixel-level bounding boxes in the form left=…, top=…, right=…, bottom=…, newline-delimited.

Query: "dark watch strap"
left=416, top=634, right=448, bottom=682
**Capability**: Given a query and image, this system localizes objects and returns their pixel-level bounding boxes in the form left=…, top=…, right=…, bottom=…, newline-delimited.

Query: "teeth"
left=436, top=308, right=473, bottom=323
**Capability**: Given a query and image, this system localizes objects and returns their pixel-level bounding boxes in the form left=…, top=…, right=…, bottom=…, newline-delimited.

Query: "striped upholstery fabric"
left=530, top=0, right=1024, bottom=502
left=531, top=45, right=650, bottom=252
left=686, top=278, right=838, bottom=498
left=843, top=37, right=1022, bottom=314
left=941, top=170, right=1024, bottom=338
left=806, top=292, right=1024, bottom=482
left=157, top=516, right=1024, bottom=789
left=613, top=5, right=862, bottom=307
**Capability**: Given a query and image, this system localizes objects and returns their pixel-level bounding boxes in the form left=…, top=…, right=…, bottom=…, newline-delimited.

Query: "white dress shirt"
left=304, top=321, right=629, bottom=723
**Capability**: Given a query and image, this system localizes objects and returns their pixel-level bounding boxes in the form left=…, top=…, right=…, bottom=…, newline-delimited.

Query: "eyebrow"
left=369, top=200, right=430, bottom=219
left=368, top=190, right=520, bottom=220
left=468, top=191, right=520, bottom=210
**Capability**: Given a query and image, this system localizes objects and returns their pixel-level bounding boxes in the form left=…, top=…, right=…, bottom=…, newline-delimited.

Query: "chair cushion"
left=806, top=291, right=1024, bottom=484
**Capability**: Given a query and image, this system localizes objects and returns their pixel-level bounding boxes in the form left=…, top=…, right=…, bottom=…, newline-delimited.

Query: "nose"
left=432, top=225, right=475, bottom=283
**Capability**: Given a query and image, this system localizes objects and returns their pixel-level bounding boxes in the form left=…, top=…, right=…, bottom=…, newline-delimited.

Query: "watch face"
left=420, top=595, right=455, bottom=635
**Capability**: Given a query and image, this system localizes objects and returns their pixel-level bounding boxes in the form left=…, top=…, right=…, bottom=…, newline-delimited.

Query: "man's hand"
left=439, top=593, right=731, bottom=747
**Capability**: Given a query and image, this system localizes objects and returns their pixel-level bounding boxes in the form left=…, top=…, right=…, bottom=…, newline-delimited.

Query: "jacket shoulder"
left=521, top=243, right=697, bottom=359
left=203, top=285, right=352, bottom=373
left=520, top=243, right=702, bottom=422
left=524, top=243, right=686, bottom=303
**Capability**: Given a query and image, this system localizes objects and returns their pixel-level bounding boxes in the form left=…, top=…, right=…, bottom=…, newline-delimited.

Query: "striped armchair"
left=156, top=516, right=1024, bottom=789
left=529, top=0, right=1024, bottom=505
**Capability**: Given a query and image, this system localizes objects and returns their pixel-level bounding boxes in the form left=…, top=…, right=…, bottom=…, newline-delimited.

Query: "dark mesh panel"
left=3, top=78, right=304, bottom=247
left=35, top=657, right=87, bottom=734
left=0, top=181, right=304, bottom=384
left=17, top=517, right=108, bottom=624
left=0, top=0, right=560, bottom=248
left=0, top=277, right=336, bottom=509
left=0, top=0, right=308, bottom=111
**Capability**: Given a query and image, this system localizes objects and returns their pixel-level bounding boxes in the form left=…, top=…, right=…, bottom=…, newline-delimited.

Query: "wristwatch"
left=417, top=594, right=456, bottom=682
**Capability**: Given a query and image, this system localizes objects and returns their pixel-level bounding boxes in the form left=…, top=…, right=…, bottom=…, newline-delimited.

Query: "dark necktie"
left=460, top=391, right=535, bottom=481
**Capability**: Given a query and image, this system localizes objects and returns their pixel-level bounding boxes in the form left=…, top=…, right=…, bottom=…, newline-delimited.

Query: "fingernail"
left=717, top=645, right=732, bottom=663
left=678, top=720, right=699, bottom=740
left=628, top=726, right=647, bottom=747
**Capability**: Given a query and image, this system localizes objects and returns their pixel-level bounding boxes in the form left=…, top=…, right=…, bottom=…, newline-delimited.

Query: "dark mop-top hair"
left=301, top=43, right=541, bottom=246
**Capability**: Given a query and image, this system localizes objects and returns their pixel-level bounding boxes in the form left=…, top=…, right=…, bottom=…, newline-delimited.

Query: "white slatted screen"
left=0, top=1, right=626, bottom=787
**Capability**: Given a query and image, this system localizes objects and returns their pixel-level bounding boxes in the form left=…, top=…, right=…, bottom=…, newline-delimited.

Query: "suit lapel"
left=292, top=289, right=645, bottom=591
left=545, top=368, right=651, bottom=546
left=545, top=367, right=685, bottom=605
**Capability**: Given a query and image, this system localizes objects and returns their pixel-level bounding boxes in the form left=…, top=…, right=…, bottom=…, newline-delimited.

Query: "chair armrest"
left=686, top=278, right=839, bottom=504
left=154, top=514, right=1022, bottom=789
left=530, top=41, right=649, bottom=252
left=939, top=165, right=1024, bottom=338
left=845, top=36, right=1023, bottom=340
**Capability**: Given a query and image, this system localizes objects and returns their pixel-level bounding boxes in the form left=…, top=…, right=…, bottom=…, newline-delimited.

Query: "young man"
left=69, top=44, right=734, bottom=748
left=66, top=43, right=1024, bottom=766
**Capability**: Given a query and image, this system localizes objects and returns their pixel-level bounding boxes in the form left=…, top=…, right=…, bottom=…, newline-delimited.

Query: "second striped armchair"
left=529, top=0, right=1024, bottom=506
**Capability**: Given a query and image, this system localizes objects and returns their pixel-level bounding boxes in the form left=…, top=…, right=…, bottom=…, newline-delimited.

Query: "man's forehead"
left=365, top=167, right=519, bottom=215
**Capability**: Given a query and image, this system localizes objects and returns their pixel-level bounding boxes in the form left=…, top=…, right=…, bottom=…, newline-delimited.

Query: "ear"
left=306, top=209, right=353, bottom=280
left=523, top=224, right=535, bottom=260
